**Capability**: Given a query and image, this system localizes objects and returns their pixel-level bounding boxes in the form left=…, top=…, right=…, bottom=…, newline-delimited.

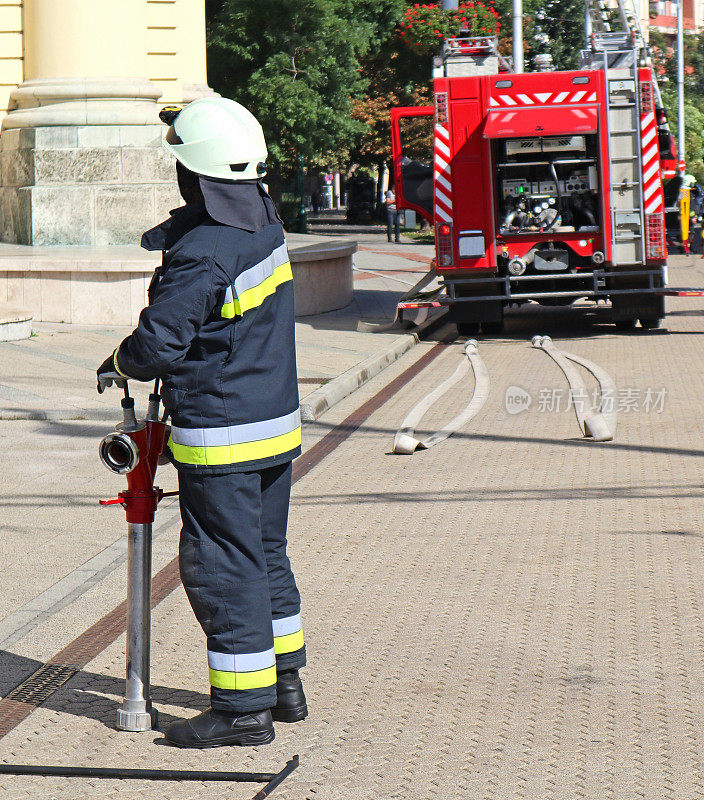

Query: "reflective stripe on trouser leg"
left=273, top=613, right=305, bottom=661
left=260, top=462, right=306, bottom=670
left=177, top=469, right=277, bottom=713
left=208, top=647, right=276, bottom=691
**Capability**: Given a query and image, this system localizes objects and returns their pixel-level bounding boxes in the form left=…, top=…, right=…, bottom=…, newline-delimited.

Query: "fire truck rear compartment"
left=493, top=134, right=601, bottom=245
left=443, top=125, right=665, bottom=330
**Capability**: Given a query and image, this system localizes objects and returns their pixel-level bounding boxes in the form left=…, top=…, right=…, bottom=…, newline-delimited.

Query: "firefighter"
left=96, top=98, right=307, bottom=748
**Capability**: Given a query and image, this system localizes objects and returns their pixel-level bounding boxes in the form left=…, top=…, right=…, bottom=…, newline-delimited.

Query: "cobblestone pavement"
left=1, top=255, right=704, bottom=799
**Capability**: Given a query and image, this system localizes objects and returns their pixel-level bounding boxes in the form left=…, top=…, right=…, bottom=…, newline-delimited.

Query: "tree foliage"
left=206, top=0, right=403, bottom=171
left=205, top=0, right=704, bottom=183
left=350, top=1, right=500, bottom=167
left=649, top=31, right=704, bottom=182
left=522, top=0, right=585, bottom=70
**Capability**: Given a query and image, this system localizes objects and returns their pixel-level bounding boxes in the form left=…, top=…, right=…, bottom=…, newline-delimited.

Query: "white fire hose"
left=393, top=340, right=490, bottom=454
left=531, top=335, right=616, bottom=441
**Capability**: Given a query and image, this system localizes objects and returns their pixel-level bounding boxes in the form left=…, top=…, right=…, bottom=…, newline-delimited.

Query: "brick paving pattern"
left=0, top=255, right=703, bottom=798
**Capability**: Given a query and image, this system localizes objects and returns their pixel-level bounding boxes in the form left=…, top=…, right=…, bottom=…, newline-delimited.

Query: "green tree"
left=659, top=88, right=704, bottom=183
left=206, top=0, right=400, bottom=189
left=649, top=30, right=704, bottom=182
left=522, top=0, right=585, bottom=70
left=351, top=1, right=500, bottom=171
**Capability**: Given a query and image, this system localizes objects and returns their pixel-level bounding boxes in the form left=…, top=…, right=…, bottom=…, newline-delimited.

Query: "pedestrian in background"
left=384, top=188, right=400, bottom=243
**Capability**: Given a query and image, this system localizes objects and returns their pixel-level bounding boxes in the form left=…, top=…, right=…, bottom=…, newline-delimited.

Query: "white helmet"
left=161, top=97, right=268, bottom=181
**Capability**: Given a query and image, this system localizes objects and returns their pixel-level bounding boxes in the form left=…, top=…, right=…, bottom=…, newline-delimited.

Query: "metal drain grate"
left=0, top=663, right=79, bottom=737
left=8, top=663, right=78, bottom=703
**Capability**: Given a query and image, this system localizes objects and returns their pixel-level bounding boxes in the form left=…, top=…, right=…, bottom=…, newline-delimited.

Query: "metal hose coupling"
left=99, top=432, right=140, bottom=475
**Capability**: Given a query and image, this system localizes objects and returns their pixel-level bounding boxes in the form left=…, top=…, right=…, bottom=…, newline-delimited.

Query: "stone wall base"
left=0, top=240, right=357, bottom=325
left=0, top=125, right=180, bottom=246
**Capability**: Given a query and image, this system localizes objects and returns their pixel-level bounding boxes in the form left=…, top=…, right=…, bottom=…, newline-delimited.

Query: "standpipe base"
left=116, top=703, right=158, bottom=732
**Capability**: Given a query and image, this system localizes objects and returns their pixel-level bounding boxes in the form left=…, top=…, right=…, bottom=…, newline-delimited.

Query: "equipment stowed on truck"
left=390, top=0, right=686, bottom=334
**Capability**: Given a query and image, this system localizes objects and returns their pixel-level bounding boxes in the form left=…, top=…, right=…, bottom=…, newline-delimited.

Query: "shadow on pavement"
left=291, top=484, right=704, bottom=506
left=298, top=288, right=403, bottom=332
left=303, top=418, right=704, bottom=459
left=0, top=650, right=209, bottom=732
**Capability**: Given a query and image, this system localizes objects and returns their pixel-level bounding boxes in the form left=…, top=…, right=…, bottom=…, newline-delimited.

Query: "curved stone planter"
left=0, top=238, right=357, bottom=325
left=290, top=240, right=356, bottom=317
left=0, top=306, right=32, bottom=340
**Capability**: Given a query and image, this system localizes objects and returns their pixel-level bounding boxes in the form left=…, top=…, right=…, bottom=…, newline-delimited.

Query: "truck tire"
left=457, top=322, right=480, bottom=336
left=611, top=293, right=664, bottom=330
left=481, top=320, right=505, bottom=335
left=639, top=317, right=663, bottom=329
left=615, top=319, right=637, bottom=331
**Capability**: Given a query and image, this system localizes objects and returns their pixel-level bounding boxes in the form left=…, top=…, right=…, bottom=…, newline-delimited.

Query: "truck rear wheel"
left=449, top=295, right=503, bottom=338
left=615, top=319, right=637, bottom=331
left=481, top=320, right=505, bottom=335
left=639, top=317, right=663, bottom=329
left=457, top=322, right=480, bottom=336
left=611, top=293, right=665, bottom=331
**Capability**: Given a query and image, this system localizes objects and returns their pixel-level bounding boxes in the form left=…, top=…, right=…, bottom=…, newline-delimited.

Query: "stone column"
left=8, top=0, right=158, bottom=128
left=180, top=0, right=215, bottom=103
left=0, top=0, right=180, bottom=246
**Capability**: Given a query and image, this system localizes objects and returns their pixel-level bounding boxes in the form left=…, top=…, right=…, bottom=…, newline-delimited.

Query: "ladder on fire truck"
left=584, top=0, right=666, bottom=266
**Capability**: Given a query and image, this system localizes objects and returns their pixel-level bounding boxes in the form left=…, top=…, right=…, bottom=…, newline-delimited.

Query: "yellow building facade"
left=0, top=0, right=209, bottom=124
left=0, top=0, right=211, bottom=247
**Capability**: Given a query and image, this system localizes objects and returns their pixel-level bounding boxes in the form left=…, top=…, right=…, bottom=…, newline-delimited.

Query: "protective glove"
left=97, top=351, right=127, bottom=394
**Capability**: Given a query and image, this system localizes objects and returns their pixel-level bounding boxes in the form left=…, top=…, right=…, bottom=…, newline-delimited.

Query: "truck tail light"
left=640, top=81, right=654, bottom=114
left=646, top=212, right=665, bottom=259
left=435, top=92, right=448, bottom=126
left=436, top=222, right=454, bottom=267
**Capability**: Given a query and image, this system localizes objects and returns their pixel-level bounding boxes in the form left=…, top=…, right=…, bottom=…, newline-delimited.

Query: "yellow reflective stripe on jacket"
left=168, top=426, right=301, bottom=467
left=221, top=262, right=292, bottom=318
left=234, top=260, right=292, bottom=315
left=221, top=285, right=236, bottom=319
left=274, top=629, right=305, bottom=655
left=113, top=349, right=128, bottom=378
left=209, top=665, right=277, bottom=691
left=221, top=243, right=292, bottom=318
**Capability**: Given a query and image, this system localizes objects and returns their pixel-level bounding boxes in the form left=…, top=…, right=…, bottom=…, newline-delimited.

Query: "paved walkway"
left=1, top=254, right=704, bottom=799
left=0, top=231, right=431, bottom=421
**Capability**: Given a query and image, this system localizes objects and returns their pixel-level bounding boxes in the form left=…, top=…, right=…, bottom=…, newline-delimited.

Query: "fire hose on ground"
left=532, top=335, right=617, bottom=441
left=393, top=340, right=490, bottom=454
left=392, top=336, right=618, bottom=454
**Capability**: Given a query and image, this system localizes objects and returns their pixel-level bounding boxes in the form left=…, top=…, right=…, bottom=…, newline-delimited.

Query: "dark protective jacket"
left=116, top=202, right=300, bottom=473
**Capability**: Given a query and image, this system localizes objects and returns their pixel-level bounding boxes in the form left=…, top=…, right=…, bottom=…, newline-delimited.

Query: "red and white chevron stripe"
left=488, top=91, right=598, bottom=107
left=640, top=109, right=664, bottom=215
left=434, top=123, right=452, bottom=224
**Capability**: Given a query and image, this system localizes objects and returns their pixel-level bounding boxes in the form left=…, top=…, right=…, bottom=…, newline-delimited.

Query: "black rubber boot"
left=272, top=669, right=308, bottom=723
left=164, top=708, right=275, bottom=748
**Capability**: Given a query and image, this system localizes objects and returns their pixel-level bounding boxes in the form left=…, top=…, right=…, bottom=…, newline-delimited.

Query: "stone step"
left=0, top=305, right=32, bottom=341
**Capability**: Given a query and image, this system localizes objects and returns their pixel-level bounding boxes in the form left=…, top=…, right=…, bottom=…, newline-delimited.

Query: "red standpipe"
left=99, top=385, right=177, bottom=732
left=99, top=393, right=177, bottom=521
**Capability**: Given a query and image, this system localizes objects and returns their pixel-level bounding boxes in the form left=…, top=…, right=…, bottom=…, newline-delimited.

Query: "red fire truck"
left=391, top=26, right=677, bottom=334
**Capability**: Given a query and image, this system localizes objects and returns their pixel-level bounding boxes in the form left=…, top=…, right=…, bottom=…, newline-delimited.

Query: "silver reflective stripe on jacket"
left=171, top=408, right=301, bottom=448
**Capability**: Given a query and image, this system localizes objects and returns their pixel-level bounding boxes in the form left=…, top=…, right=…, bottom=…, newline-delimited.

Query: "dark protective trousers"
left=178, top=461, right=306, bottom=713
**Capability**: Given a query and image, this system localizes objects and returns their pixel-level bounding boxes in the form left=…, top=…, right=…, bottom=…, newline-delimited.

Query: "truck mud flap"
left=610, top=292, right=665, bottom=321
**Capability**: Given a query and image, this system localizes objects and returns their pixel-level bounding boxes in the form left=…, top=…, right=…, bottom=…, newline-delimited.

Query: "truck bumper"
left=441, top=267, right=666, bottom=304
